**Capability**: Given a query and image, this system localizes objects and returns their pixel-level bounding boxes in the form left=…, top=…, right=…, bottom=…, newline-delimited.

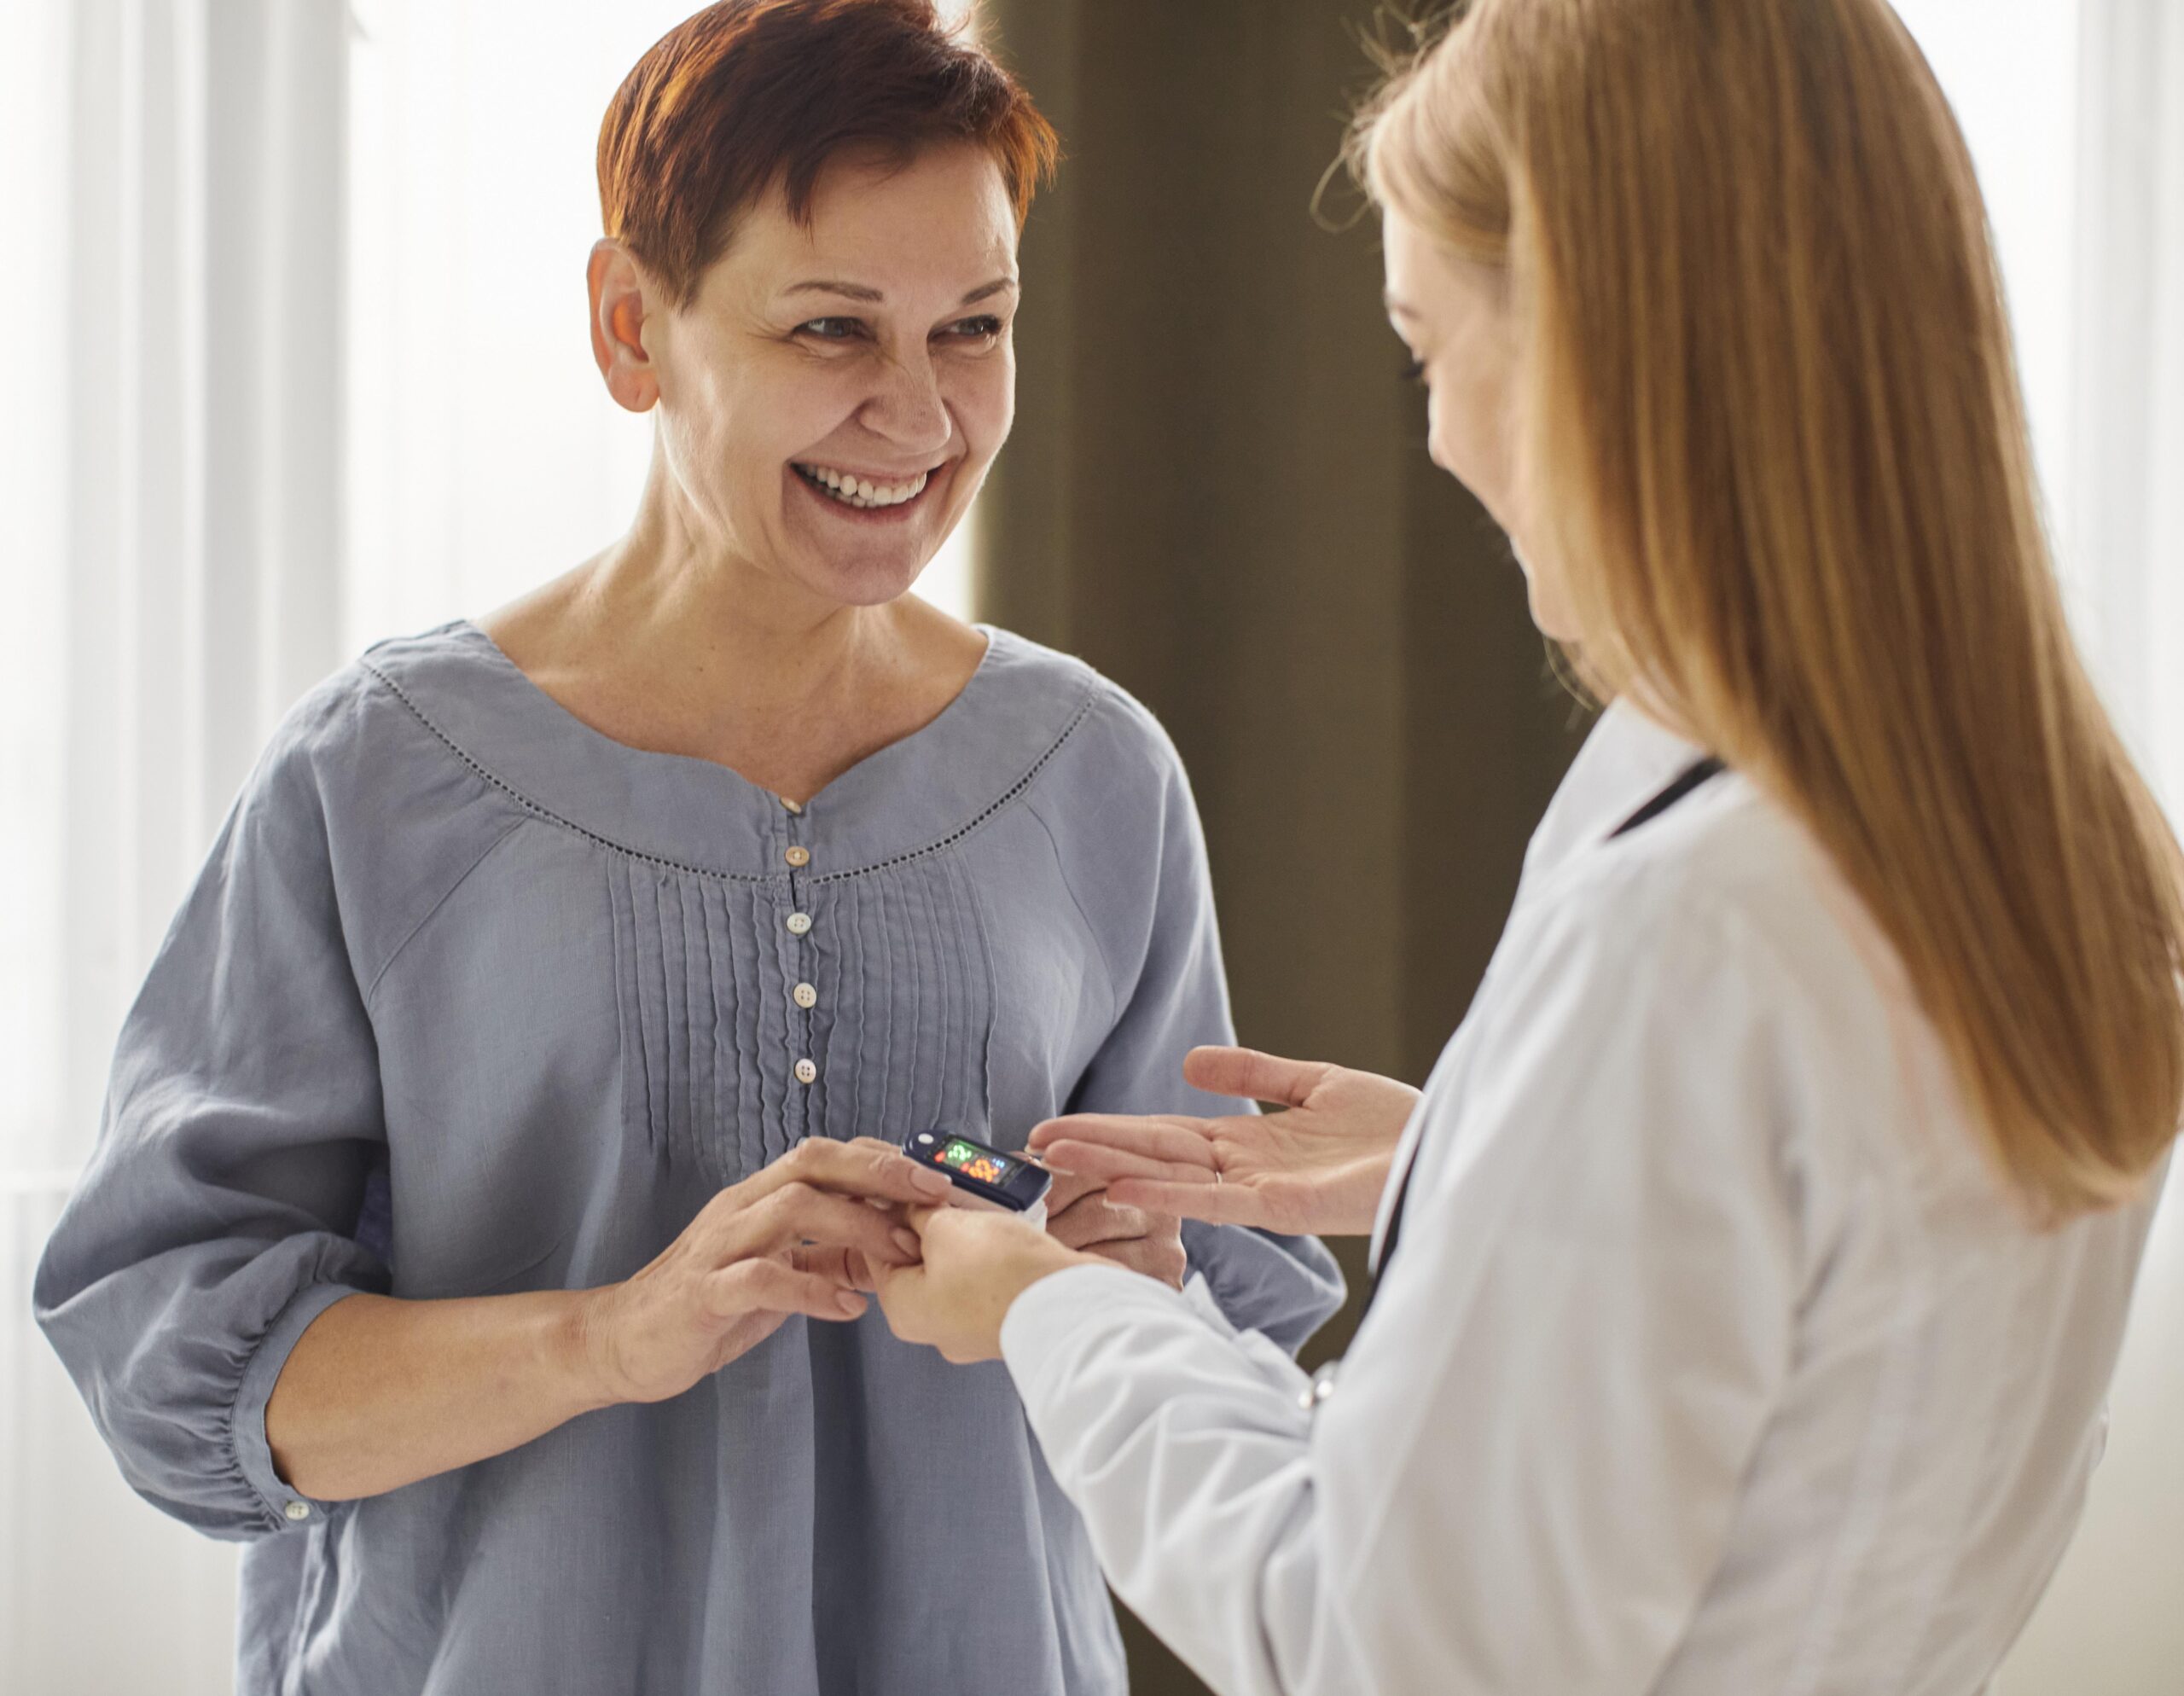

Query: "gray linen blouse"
left=34, top=620, right=1343, bottom=1696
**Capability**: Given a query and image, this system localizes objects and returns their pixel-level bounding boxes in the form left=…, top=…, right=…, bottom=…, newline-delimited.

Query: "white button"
left=793, top=982, right=817, bottom=1009
left=781, top=796, right=804, bottom=815
left=786, top=912, right=812, bottom=936
left=794, top=1059, right=818, bottom=1084
left=784, top=845, right=810, bottom=868
left=283, top=1500, right=312, bottom=1522
left=1296, top=1363, right=1340, bottom=1412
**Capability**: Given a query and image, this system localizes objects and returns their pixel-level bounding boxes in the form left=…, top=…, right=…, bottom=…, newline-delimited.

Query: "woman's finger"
left=729, top=1182, right=924, bottom=1268
left=741, top=1136, right=954, bottom=1209
left=1032, top=1159, right=1106, bottom=1216
left=1025, top=1114, right=1217, bottom=1170
left=706, top=1257, right=868, bottom=1322
left=1106, top=1176, right=1270, bottom=1228
left=1182, top=1045, right=1327, bottom=1109
left=1048, top=1194, right=1151, bottom=1250
left=793, top=1244, right=886, bottom=1292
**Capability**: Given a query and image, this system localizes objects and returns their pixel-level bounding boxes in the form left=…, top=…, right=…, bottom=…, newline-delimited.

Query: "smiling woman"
left=341, top=0, right=998, bottom=644
left=31, top=5, right=1344, bottom=1695
left=580, top=142, right=1023, bottom=618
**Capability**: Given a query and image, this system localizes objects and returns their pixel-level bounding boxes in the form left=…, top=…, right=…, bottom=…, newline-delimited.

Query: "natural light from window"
left=1890, top=0, right=2084, bottom=594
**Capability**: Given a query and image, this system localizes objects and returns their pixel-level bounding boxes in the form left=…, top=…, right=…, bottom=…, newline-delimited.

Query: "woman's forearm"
left=265, top=1290, right=609, bottom=1501
left=264, top=1142, right=942, bottom=1501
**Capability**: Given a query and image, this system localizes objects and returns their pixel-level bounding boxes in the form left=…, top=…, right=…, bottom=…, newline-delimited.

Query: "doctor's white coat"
left=1001, top=703, right=2164, bottom=1696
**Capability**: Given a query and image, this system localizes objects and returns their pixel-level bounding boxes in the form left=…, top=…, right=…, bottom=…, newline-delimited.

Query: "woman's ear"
left=588, top=240, right=659, bottom=413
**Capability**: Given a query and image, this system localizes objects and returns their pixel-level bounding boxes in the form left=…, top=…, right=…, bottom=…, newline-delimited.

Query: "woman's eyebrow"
left=782, top=279, right=886, bottom=302
left=778, top=276, right=1019, bottom=305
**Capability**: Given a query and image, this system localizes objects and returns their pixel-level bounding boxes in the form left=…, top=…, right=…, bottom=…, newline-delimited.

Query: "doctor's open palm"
left=1027, top=1046, right=1420, bottom=1237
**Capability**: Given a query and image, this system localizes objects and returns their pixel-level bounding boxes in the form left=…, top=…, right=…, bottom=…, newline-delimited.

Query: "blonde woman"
left=869, top=1, right=2184, bottom=1691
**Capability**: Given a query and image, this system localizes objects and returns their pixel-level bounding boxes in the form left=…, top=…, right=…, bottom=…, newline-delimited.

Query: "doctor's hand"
left=1028, top=1047, right=1420, bottom=1238
left=1038, top=1165, right=1189, bottom=1290
left=870, top=1205, right=1089, bottom=1364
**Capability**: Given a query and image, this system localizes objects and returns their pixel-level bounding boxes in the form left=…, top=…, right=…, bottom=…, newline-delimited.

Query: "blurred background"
left=1, top=2, right=2177, bottom=1692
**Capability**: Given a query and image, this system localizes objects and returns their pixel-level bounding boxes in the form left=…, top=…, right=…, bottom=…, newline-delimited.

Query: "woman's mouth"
left=792, top=460, right=938, bottom=514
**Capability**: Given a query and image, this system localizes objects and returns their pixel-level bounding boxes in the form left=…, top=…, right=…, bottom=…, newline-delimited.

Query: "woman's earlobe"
left=606, top=371, right=659, bottom=415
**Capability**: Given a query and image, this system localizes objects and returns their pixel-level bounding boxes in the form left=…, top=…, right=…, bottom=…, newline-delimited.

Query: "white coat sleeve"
left=1000, top=888, right=1803, bottom=1696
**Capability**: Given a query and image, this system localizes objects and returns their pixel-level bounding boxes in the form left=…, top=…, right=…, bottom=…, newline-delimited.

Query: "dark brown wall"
left=975, top=3, right=1588, bottom=1688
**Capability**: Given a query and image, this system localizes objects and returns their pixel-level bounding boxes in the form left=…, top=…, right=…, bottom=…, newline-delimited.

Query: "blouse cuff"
left=229, top=1281, right=368, bottom=1531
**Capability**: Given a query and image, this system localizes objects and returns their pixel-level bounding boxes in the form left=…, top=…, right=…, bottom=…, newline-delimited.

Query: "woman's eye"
left=1400, top=356, right=1427, bottom=386
left=797, top=318, right=867, bottom=342
left=943, top=316, right=1005, bottom=342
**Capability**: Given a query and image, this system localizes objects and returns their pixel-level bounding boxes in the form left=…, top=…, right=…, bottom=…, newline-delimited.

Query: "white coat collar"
left=1518, top=698, right=1711, bottom=895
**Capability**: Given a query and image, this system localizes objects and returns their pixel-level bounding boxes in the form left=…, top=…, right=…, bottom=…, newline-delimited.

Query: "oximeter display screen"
left=936, top=1137, right=1024, bottom=1188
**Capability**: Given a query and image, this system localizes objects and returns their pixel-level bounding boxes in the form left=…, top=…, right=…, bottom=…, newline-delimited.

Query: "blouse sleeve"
left=1002, top=886, right=1802, bottom=1696
left=1051, top=698, right=1345, bottom=1354
left=33, top=700, right=390, bottom=1541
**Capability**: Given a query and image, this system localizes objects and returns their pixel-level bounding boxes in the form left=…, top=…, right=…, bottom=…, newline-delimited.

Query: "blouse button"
left=283, top=1501, right=312, bottom=1522
left=786, top=912, right=812, bottom=936
left=793, top=982, right=818, bottom=1009
left=784, top=845, right=810, bottom=868
left=780, top=796, right=804, bottom=815
left=794, top=1059, right=818, bottom=1085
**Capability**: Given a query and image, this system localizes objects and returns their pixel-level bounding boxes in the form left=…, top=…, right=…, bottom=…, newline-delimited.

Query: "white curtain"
left=0, top=1, right=348, bottom=1690
left=2002, top=2, right=2184, bottom=1690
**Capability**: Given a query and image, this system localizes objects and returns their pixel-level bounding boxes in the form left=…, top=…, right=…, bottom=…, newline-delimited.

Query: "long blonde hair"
left=1355, top=0, right=2184, bottom=1222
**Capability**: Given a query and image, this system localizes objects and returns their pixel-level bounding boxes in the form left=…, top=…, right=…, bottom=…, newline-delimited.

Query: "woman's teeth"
left=795, top=463, right=931, bottom=510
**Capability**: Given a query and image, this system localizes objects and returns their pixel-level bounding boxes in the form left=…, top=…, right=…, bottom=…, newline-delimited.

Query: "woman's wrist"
left=561, top=1285, right=637, bottom=1413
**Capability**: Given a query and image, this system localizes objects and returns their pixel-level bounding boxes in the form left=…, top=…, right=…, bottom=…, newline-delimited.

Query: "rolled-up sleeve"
left=33, top=712, right=390, bottom=1540
left=1057, top=700, right=1345, bottom=1354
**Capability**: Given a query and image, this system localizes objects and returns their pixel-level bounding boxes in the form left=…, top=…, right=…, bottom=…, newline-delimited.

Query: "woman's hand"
left=577, top=1136, right=953, bottom=1405
left=1040, top=1165, right=1188, bottom=1288
left=1027, top=1046, right=1421, bottom=1237
left=870, top=1205, right=1089, bottom=1364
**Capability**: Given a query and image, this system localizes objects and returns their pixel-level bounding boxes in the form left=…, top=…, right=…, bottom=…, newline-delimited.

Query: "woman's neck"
left=475, top=478, right=983, bottom=799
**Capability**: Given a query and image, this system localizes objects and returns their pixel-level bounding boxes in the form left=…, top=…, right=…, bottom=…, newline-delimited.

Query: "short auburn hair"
left=598, top=0, right=1060, bottom=306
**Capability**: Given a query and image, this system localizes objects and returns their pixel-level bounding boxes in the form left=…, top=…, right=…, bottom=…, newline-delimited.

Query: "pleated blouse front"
left=34, top=620, right=1344, bottom=1696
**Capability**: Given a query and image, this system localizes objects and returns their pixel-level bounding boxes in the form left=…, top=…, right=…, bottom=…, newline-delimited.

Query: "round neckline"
left=359, top=619, right=1104, bottom=880
left=450, top=616, right=1003, bottom=814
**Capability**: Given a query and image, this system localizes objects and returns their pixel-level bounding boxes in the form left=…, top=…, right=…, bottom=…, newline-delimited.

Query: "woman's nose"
left=860, top=353, right=954, bottom=456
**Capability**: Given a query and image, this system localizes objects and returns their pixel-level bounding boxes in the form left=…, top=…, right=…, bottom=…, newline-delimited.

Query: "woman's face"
left=1381, top=209, right=1575, bottom=641
left=601, top=142, right=1019, bottom=608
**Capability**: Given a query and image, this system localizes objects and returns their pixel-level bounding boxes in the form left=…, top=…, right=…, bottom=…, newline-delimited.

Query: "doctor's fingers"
left=1182, top=1045, right=1333, bottom=1109
left=1104, top=1175, right=1270, bottom=1228
left=1027, top=1113, right=1218, bottom=1173
left=1035, top=1139, right=1203, bottom=1194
